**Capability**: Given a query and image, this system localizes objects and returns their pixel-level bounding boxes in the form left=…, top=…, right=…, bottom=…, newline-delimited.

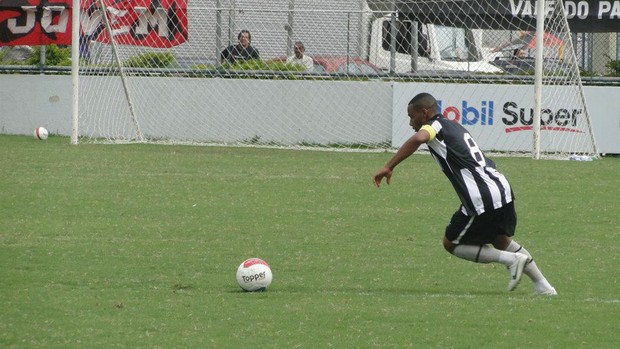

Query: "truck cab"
left=367, top=15, right=502, bottom=74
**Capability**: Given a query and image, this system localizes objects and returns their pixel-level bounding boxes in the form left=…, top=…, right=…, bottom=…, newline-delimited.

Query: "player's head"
left=407, top=93, right=437, bottom=131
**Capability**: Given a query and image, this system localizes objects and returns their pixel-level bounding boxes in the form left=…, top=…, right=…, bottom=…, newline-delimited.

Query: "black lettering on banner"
left=519, top=107, right=534, bottom=126
left=571, top=109, right=582, bottom=126
left=540, top=108, right=553, bottom=126
left=502, top=102, right=519, bottom=126
left=501, top=101, right=583, bottom=130
left=555, top=108, right=570, bottom=127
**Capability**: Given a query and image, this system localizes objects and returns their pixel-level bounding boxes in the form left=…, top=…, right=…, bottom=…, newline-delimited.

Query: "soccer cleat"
left=507, top=253, right=530, bottom=291
left=535, top=287, right=558, bottom=296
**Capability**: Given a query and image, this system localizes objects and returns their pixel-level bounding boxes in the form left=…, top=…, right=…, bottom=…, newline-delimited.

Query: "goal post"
left=71, top=0, right=599, bottom=159
left=71, top=0, right=80, bottom=145
left=531, top=0, right=599, bottom=159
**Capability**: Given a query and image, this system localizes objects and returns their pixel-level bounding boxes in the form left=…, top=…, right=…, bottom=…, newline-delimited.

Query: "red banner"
left=0, top=0, right=72, bottom=46
left=81, top=0, right=188, bottom=48
left=0, top=0, right=187, bottom=47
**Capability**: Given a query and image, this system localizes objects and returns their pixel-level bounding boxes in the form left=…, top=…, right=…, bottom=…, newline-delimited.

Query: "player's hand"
left=372, top=167, right=392, bottom=187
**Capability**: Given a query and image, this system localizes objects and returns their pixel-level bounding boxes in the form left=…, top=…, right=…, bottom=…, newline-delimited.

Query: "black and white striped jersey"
left=420, top=115, right=513, bottom=216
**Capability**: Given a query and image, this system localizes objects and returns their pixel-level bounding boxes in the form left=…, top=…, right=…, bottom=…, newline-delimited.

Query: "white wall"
left=0, top=75, right=72, bottom=136
left=1, top=75, right=618, bottom=153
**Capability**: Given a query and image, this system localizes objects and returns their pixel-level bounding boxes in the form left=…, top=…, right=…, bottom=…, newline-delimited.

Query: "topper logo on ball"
left=236, top=258, right=273, bottom=292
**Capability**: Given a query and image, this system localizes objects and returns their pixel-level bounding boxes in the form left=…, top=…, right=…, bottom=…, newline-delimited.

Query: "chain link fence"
left=1, top=0, right=618, bottom=78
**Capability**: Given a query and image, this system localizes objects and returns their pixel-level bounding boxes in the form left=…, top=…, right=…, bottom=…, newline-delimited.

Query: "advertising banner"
left=0, top=0, right=72, bottom=46
left=81, top=0, right=187, bottom=48
left=0, top=0, right=187, bottom=47
left=392, top=83, right=594, bottom=153
left=400, top=0, right=620, bottom=32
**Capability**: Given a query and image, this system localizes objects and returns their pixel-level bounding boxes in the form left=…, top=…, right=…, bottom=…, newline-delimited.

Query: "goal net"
left=75, top=0, right=599, bottom=159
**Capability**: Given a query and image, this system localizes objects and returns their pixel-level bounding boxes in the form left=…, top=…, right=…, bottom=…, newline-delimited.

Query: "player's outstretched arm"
left=372, top=131, right=429, bottom=187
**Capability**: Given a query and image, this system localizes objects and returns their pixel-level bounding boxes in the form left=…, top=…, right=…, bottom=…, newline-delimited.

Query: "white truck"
left=363, top=12, right=502, bottom=73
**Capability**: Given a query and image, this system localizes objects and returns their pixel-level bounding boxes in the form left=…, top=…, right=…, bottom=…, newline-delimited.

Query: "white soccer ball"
left=236, top=258, right=273, bottom=292
left=34, top=127, right=48, bottom=140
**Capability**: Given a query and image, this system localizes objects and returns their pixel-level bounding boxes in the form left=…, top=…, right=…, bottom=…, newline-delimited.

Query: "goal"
left=73, top=0, right=599, bottom=159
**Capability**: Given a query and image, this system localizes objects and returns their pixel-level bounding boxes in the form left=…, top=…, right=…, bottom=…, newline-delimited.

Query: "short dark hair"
left=409, top=93, right=437, bottom=110
left=238, top=30, right=251, bottom=42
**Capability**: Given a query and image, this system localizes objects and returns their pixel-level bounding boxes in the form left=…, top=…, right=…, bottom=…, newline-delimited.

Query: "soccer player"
left=372, top=92, right=557, bottom=295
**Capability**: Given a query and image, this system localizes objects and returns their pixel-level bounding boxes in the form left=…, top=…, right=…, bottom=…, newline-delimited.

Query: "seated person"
left=286, top=41, right=313, bottom=70
left=221, top=30, right=260, bottom=64
left=512, top=48, right=526, bottom=59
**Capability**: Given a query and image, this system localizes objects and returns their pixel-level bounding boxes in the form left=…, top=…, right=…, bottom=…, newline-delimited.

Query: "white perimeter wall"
left=1, top=75, right=619, bottom=153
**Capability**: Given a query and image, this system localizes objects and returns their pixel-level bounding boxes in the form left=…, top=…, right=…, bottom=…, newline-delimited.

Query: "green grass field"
left=1, top=135, right=618, bottom=348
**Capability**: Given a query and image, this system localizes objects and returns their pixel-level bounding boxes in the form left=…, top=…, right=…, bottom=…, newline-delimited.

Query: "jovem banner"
left=0, top=0, right=188, bottom=47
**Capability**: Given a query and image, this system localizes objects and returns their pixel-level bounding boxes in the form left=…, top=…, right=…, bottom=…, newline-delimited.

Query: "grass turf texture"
left=1, top=135, right=618, bottom=348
